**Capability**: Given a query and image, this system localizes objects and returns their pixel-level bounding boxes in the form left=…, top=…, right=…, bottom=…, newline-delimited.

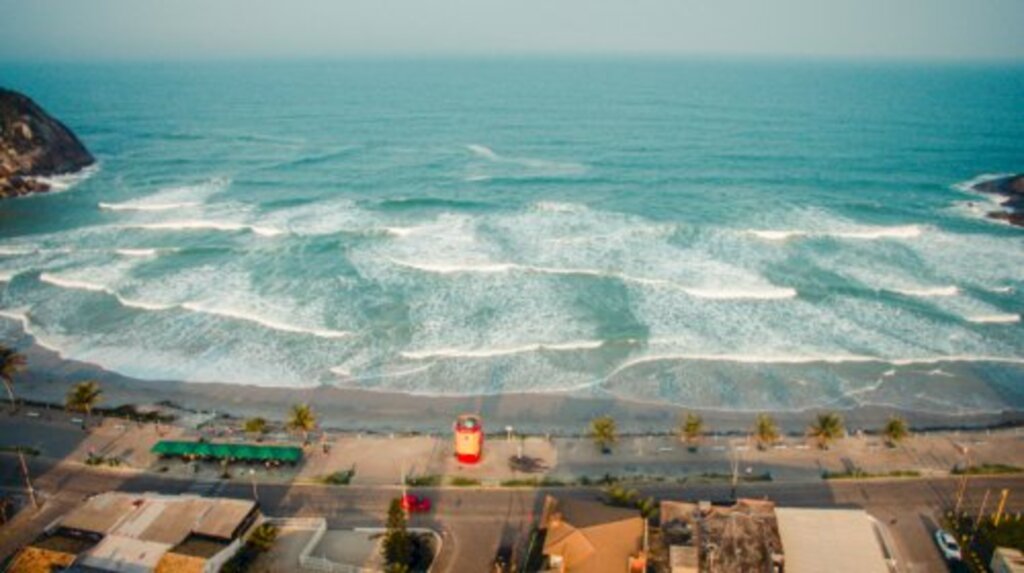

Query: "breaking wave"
left=179, top=302, right=352, bottom=339
left=123, top=221, right=284, bottom=237
left=401, top=339, right=605, bottom=360
left=748, top=225, right=923, bottom=241
left=887, top=286, right=960, bottom=297
left=966, top=314, right=1020, bottom=324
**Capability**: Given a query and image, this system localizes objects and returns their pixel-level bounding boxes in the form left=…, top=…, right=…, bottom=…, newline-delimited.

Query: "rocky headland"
left=972, top=174, right=1024, bottom=228
left=0, top=88, right=94, bottom=198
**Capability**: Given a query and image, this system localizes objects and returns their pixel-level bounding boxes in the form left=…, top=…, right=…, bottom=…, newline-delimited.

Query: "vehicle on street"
left=401, top=493, right=432, bottom=513
left=934, top=529, right=962, bottom=561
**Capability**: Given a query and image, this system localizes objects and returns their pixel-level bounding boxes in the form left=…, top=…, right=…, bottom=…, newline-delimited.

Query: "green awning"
left=151, top=440, right=303, bottom=462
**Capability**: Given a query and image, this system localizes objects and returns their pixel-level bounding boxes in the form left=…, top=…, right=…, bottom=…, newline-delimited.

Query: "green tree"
left=0, top=345, right=26, bottom=410
left=65, top=380, right=102, bottom=420
left=382, top=498, right=413, bottom=572
left=882, top=416, right=909, bottom=447
left=287, top=404, right=316, bottom=445
left=244, top=417, right=268, bottom=437
left=604, top=484, right=638, bottom=507
left=589, top=416, right=617, bottom=453
left=808, top=412, right=844, bottom=450
left=753, top=413, right=780, bottom=451
left=247, top=523, right=278, bottom=552
left=680, top=413, right=704, bottom=450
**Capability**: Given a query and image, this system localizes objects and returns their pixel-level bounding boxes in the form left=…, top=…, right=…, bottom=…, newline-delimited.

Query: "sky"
left=1, top=0, right=1023, bottom=62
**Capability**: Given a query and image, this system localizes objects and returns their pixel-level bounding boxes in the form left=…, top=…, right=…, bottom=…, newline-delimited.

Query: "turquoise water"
left=0, top=60, right=1022, bottom=413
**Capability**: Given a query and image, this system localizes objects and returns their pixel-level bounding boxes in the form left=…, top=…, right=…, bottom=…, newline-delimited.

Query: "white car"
left=934, top=529, right=962, bottom=561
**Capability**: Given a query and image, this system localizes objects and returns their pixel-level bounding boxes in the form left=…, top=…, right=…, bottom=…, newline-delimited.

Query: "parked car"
left=934, top=529, right=962, bottom=561
left=401, top=493, right=432, bottom=513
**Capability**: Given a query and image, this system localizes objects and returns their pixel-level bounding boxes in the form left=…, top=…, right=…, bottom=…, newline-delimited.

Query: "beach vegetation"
left=287, top=403, right=316, bottom=445
left=753, top=413, right=780, bottom=450
left=449, top=476, right=480, bottom=487
left=405, top=474, right=441, bottom=487
left=882, top=416, right=909, bottom=447
left=221, top=523, right=278, bottom=573
left=589, top=415, right=617, bottom=453
left=679, top=412, right=704, bottom=451
left=383, top=498, right=413, bottom=572
left=0, top=345, right=26, bottom=410
left=807, top=412, right=844, bottom=449
left=243, top=417, right=268, bottom=437
left=0, top=445, right=39, bottom=456
left=822, top=468, right=920, bottom=480
left=322, top=468, right=356, bottom=485
left=952, top=463, right=1023, bottom=476
left=65, top=380, right=102, bottom=421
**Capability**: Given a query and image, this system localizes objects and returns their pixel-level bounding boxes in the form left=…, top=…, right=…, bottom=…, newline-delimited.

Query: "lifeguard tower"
left=453, top=414, right=483, bottom=464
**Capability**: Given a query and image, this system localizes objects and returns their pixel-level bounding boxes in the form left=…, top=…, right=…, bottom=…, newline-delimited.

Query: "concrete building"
left=992, top=547, right=1024, bottom=573
left=658, top=500, right=890, bottom=573
left=6, top=492, right=259, bottom=573
left=540, top=495, right=646, bottom=573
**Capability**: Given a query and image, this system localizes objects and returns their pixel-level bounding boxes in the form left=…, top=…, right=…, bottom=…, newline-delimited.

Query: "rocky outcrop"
left=1, top=88, right=94, bottom=198
left=972, top=174, right=1024, bottom=228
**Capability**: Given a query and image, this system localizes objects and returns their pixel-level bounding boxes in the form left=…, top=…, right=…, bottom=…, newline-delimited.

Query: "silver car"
left=934, top=529, right=962, bottom=561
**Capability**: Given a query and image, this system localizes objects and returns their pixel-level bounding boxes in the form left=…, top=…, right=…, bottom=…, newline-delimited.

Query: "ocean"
left=0, top=59, right=1022, bottom=415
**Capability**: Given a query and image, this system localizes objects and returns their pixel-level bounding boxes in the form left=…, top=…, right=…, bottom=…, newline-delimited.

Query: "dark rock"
left=1, top=88, right=94, bottom=199
left=971, top=174, right=1024, bottom=229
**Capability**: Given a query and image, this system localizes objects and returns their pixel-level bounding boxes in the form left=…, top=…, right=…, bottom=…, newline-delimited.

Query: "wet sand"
left=8, top=340, right=1023, bottom=435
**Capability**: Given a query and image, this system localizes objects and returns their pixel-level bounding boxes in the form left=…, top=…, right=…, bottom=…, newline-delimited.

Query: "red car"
left=400, top=493, right=432, bottom=513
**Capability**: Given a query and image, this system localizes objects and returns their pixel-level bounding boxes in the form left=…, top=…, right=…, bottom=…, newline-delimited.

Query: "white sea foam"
left=609, top=352, right=1024, bottom=373
left=125, top=221, right=283, bottom=237
left=965, top=314, right=1020, bottom=324
left=748, top=225, right=922, bottom=241
left=32, top=164, right=99, bottom=192
left=401, top=339, right=604, bottom=360
left=988, top=286, right=1015, bottom=294
left=0, top=270, right=19, bottom=282
left=115, top=248, right=161, bottom=258
left=888, top=286, right=960, bottom=297
left=533, top=201, right=589, bottom=213
left=180, top=302, right=351, bottom=338
left=100, top=201, right=201, bottom=212
left=0, top=246, right=35, bottom=256
left=39, top=273, right=112, bottom=294
left=388, top=258, right=797, bottom=299
left=98, top=177, right=228, bottom=212
left=466, top=144, right=499, bottom=160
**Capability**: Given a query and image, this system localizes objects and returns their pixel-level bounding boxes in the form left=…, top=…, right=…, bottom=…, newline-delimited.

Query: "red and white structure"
left=453, top=414, right=483, bottom=464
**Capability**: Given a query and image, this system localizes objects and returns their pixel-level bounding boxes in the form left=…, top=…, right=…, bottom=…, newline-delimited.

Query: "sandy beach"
left=9, top=339, right=1023, bottom=435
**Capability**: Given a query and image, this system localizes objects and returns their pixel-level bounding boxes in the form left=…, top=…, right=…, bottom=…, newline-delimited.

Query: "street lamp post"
left=249, top=468, right=258, bottom=502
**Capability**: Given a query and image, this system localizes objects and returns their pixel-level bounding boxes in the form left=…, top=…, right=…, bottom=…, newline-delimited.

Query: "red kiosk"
left=454, top=414, right=483, bottom=464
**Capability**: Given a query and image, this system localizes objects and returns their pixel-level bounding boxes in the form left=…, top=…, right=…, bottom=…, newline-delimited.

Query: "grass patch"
left=499, top=477, right=566, bottom=488
left=449, top=477, right=481, bottom=487
left=321, top=469, right=355, bottom=486
left=823, top=468, right=921, bottom=480
left=952, top=463, right=1023, bottom=476
left=0, top=446, right=40, bottom=456
left=85, top=455, right=123, bottom=467
left=405, top=475, right=441, bottom=487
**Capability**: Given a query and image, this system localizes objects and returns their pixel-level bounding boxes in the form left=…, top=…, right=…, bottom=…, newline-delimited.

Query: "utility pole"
left=975, top=489, right=992, bottom=531
left=17, top=450, right=38, bottom=510
left=730, top=442, right=741, bottom=500
left=249, top=468, right=259, bottom=503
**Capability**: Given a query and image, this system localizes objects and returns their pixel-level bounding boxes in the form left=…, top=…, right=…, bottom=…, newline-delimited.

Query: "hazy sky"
left=2, top=0, right=1023, bottom=61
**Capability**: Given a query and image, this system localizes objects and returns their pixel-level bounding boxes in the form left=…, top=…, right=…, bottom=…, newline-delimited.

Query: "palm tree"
left=807, top=412, right=844, bottom=449
left=753, top=413, right=780, bottom=450
left=680, top=413, right=704, bottom=451
left=0, top=345, right=26, bottom=410
left=65, top=380, right=103, bottom=421
left=287, top=404, right=316, bottom=445
left=882, top=416, right=909, bottom=447
left=589, top=416, right=617, bottom=453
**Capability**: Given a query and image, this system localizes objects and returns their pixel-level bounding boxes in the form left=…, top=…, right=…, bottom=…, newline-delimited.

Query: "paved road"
left=2, top=455, right=1022, bottom=572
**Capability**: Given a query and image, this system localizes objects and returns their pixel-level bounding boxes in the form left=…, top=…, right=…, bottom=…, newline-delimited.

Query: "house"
left=540, top=495, right=646, bottom=573
left=992, top=547, right=1024, bottom=573
left=6, top=492, right=259, bottom=573
left=774, top=508, right=890, bottom=573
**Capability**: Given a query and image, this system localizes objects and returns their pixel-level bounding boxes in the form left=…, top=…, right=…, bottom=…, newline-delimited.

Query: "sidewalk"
left=2, top=408, right=1022, bottom=488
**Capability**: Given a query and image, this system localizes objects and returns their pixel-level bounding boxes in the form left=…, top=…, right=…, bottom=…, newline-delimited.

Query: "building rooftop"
left=541, top=495, right=644, bottom=573
left=22, top=492, right=257, bottom=573
left=661, top=499, right=782, bottom=573
left=993, top=547, right=1024, bottom=573
left=774, top=507, right=889, bottom=573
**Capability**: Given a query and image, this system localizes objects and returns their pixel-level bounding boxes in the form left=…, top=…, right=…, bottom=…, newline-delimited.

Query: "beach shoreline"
left=8, top=339, right=1023, bottom=436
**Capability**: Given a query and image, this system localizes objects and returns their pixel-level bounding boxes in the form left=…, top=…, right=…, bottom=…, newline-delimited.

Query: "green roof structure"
left=152, top=440, right=303, bottom=463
